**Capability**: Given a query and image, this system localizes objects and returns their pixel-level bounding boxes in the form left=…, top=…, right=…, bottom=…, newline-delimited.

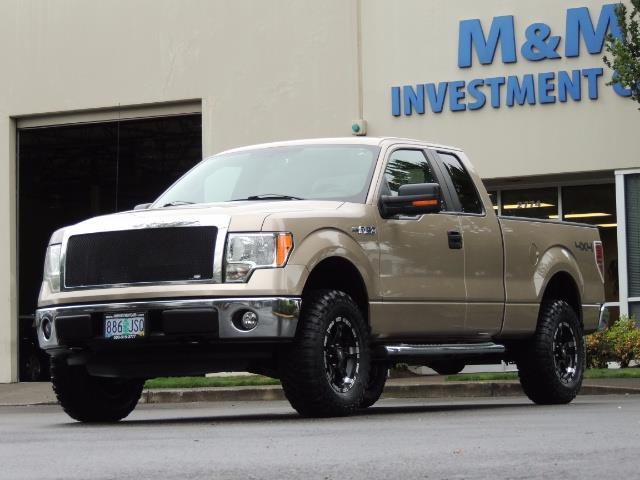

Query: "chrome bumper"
left=36, top=297, right=301, bottom=349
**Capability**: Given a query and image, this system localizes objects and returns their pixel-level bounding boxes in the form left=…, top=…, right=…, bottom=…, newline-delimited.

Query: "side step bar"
left=377, top=342, right=505, bottom=361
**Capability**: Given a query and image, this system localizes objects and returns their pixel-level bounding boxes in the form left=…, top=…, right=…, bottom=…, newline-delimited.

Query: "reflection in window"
left=384, top=150, right=438, bottom=196
left=438, top=152, right=483, bottom=214
left=562, top=184, right=617, bottom=228
left=487, top=191, right=498, bottom=213
left=501, top=188, right=557, bottom=219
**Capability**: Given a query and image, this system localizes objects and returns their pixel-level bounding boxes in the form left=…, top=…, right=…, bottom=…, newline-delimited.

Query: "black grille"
left=65, top=227, right=217, bottom=288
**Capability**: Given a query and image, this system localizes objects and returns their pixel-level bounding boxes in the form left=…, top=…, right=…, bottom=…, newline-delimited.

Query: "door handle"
left=447, top=230, right=463, bottom=249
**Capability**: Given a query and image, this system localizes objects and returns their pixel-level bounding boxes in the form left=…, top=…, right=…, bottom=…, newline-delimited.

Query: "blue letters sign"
left=391, top=4, right=632, bottom=117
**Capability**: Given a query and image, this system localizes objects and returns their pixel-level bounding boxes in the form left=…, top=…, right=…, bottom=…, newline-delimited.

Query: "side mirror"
left=133, top=203, right=152, bottom=211
left=379, top=183, right=441, bottom=218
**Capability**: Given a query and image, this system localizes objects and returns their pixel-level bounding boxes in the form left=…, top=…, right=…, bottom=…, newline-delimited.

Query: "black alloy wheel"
left=324, top=316, right=361, bottom=394
left=553, top=321, right=579, bottom=384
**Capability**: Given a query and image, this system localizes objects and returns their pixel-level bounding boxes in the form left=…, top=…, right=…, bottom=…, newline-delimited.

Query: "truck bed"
left=498, top=216, right=603, bottom=337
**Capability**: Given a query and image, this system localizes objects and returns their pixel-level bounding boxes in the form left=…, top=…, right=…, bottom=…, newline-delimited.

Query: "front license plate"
left=104, top=312, right=145, bottom=340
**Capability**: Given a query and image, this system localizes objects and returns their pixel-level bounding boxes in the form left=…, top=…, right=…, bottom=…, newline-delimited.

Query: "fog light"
left=241, top=311, right=258, bottom=330
left=42, top=317, right=52, bottom=340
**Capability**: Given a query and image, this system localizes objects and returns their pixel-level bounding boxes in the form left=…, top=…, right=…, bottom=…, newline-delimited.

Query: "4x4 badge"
left=352, top=226, right=376, bottom=235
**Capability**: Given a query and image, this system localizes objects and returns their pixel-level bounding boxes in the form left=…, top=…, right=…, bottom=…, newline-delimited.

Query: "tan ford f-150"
left=36, top=137, right=605, bottom=422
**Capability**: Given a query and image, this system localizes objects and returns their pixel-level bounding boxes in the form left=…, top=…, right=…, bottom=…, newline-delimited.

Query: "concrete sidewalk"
left=2, top=376, right=640, bottom=407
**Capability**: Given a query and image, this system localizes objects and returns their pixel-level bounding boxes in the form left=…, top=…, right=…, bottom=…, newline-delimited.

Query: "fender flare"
left=289, top=228, right=378, bottom=301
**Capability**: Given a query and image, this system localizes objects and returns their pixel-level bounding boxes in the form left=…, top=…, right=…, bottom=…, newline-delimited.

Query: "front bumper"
left=36, top=297, right=301, bottom=350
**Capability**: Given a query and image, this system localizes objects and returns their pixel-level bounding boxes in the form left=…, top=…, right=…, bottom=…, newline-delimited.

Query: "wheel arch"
left=539, top=271, right=582, bottom=327
left=302, top=256, right=370, bottom=324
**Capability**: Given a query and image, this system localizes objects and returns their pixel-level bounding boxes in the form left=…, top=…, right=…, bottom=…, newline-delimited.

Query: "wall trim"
left=15, top=99, right=202, bottom=130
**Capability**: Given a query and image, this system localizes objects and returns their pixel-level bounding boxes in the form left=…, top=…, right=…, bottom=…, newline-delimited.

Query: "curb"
left=142, top=385, right=286, bottom=404
left=4, top=381, right=639, bottom=407
left=139, top=381, right=640, bottom=404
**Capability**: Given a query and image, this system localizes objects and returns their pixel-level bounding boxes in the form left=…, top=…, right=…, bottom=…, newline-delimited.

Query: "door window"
left=383, top=149, right=439, bottom=196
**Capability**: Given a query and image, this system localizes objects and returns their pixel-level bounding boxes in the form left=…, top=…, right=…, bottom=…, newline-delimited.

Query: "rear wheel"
left=516, top=299, right=585, bottom=405
left=51, top=358, right=144, bottom=422
left=279, top=290, right=370, bottom=417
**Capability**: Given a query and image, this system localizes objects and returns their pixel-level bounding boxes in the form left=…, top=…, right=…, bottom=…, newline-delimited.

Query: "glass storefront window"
left=562, top=184, right=617, bottom=227
left=487, top=190, right=498, bottom=213
left=501, top=188, right=558, bottom=219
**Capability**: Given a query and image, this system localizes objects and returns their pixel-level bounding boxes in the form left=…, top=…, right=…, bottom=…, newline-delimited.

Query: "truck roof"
left=215, top=137, right=462, bottom=156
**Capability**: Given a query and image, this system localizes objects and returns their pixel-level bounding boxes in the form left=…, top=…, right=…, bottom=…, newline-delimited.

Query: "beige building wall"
left=361, top=0, right=639, bottom=179
left=0, top=0, right=360, bottom=382
left=0, top=0, right=637, bottom=381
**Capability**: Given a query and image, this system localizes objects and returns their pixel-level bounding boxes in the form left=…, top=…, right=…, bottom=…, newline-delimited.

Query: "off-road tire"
left=360, top=362, right=388, bottom=408
left=430, top=360, right=466, bottom=376
left=51, top=357, right=144, bottom=422
left=279, top=289, right=370, bottom=417
left=516, top=299, right=585, bottom=405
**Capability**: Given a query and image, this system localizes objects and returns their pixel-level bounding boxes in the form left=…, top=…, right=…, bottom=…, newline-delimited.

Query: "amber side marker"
left=276, top=233, right=294, bottom=266
left=412, top=199, right=438, bottom=207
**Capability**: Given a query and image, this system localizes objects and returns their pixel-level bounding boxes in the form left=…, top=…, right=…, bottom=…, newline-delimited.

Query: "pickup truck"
left=36, top=137, right=605, bottom=422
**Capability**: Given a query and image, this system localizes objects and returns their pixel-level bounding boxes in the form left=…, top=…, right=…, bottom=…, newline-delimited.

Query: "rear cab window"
left=437, top=151, right=484, bottom=214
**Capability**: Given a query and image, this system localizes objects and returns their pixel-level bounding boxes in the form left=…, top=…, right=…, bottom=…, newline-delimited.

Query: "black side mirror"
left=133, top=203, right=152, bottom=211
left=379, top=183, right=441, bottom=218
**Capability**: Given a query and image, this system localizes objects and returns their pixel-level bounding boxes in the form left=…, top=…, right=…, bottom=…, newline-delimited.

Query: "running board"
left=377, top=342, right=505, bottom=361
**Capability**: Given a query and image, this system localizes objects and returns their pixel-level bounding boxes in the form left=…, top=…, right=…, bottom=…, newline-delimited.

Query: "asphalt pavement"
left=1, top=395, right=639, bottom=480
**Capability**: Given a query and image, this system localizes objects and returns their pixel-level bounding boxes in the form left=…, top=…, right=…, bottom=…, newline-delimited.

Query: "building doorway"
left=17, top=112, right=203, bottom=380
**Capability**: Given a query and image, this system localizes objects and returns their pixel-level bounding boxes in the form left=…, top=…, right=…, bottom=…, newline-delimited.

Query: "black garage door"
left=17, top=113, right=202, bottom=380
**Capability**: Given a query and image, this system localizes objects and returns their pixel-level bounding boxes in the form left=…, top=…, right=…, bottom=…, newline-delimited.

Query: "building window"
left=500, top=187, right=557, bottom=219
left=561, top=184, right=617, bottom=227
left=487, top=190, right=499, bottom=213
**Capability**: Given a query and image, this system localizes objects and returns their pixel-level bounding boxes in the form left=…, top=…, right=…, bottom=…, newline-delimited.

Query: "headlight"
left=43, top=244, right=62, bottom=292
left=224, top=233, right=293, bottom=283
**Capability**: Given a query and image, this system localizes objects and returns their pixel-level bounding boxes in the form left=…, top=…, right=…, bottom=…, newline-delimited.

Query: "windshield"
left=153, top=144, right=380, bottom=206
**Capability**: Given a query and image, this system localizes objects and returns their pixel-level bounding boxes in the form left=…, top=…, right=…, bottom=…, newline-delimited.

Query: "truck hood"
left=60, top=200, right=345, bottom=237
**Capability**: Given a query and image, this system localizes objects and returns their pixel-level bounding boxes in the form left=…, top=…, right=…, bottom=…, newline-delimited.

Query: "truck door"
left=375, top=147, right=466, bottom=339
left=433, top=150, right=504, bottom=337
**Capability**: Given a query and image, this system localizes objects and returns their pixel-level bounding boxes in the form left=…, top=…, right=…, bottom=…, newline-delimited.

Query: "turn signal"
left=412, top=199, right=438, bottom=207
left=276, top=233, right=294, bottom=266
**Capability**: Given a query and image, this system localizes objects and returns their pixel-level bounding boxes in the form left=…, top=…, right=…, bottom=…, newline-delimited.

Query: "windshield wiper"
left=231, top=194, right=305, bottom=201
left=161, top=200, right=196, bottom=207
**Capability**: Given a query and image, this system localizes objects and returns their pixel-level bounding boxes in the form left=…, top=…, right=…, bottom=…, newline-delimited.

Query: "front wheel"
left=51, top=358, right=144, bottom=422
left=516, top=299, right=585, bottom=405
left=279, top=290, right=370, bottom=417
left=360, top=362, right=388, bottom=409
